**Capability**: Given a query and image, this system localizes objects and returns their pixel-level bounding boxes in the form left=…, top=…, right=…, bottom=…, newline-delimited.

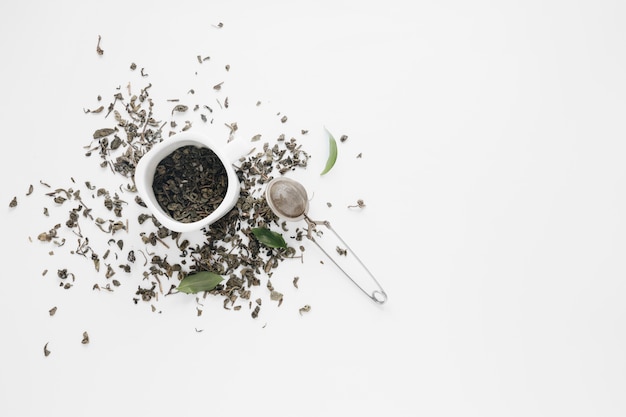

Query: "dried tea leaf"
left=171, top=104, right=188, bottom=115
left=348, top=199, right=366, bottom=209
left=177, top=271, right=224, bottom=294
left=96, top=35, right=104, bottom=55
left=9, top=196, right=17, bottom=208
left=49, top=306, right=57, bottom=316
left=320, top=128, right=338, bottom=175
left=299, top=305, right=311, bottom=316
left=251, top=227, right=287, bottom=249
left=93, top=128, right=115, bottom=139
left=81, top=331, right=90, bottom=344
left=44, top=342, right=51, bottom=357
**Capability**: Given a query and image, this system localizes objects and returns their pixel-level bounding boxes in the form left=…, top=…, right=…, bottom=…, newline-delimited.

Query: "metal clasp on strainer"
left=265, top=177, right=387, bottom=304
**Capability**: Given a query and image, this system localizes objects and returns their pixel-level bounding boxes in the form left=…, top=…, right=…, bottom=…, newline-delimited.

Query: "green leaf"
left=320, top=128, right=338, bottom=175
left=177, top=271, right=224, bottom=294
left=251, top=227, right=287, bottom=249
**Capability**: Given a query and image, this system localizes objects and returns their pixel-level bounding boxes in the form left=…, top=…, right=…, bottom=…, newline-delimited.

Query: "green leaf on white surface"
left=177, top=271, right=224, bottom=294
left=320, top=128, right=338, bottom=175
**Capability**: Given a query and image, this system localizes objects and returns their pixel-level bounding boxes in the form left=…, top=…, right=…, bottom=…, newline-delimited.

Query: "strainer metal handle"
left=304, top=215, right=388, bottom=304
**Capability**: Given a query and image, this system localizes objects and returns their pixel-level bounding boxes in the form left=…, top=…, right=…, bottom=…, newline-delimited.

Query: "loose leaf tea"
left=44, top=343, right=50, bottom=357
left=96, top=35, right=104, bottom=55
left=152, top=145, right=228, bottom=223
left=81, top=331, right=90, bottom=344
left=320, top=129, right=338, bottom=175
left=348, top=199, right=366, bottom=209
left=14, top=42, right=374, bottom=334
left=251, top=227, right=287, bottom=249
left=177, top=271, right=224, bottom=294
left=299, top=305, right=311, bottom=316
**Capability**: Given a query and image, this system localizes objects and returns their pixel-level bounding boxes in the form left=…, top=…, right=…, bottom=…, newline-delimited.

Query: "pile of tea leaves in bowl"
left=152, top=145, right=229, bottom=223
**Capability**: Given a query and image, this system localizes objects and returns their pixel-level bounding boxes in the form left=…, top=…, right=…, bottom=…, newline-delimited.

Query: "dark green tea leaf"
left=177, top=271, right=224, bottom=294
left=320, top=129, right=338, bottom=175
left=251, top=227, right=287, bottom=249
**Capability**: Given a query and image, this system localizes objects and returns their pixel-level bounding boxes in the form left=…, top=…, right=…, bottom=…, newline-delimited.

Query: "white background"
left=1, top=1, right=626, bottom=416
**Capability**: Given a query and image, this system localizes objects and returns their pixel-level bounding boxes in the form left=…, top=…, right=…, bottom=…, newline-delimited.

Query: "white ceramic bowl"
left=134, top=131, right=241, bottom=233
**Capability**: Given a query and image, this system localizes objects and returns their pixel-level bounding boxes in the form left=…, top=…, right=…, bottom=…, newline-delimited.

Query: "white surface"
left=1, top=1, right=626, bottom=416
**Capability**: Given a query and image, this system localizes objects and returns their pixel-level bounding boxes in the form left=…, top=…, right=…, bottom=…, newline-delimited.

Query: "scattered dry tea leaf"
left=299, top=305, right=311, bottom=316
left=48, top=306, right=57, bottom=316
left=348, top=199, right=366, bottom=209
left=9, top=196, right=17, bottom=208
left=96, top=35, right=104, bottom=55
left=84, top=105, right=104, bottom=114
left=270, top=290, right=283, bottom=302
left=171, top=104, right=188, bottom=115
left=81, top=331, right=90, bottom=344
left=293, top=276, right=300, bottom=289
left=44, top=342, right=51, bottom=357
left=93, top=128, right=116, bottom=139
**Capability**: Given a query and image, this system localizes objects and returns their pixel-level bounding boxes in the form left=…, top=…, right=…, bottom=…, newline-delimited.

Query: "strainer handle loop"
left=304, top=215, right=387, bottom=304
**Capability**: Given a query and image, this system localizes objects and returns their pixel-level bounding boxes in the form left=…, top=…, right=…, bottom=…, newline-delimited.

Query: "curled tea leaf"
left=251, top=227, right=287, bottom=249
left=44, top=342, right=51, bottom=357
left=171, top=104, right=188, bottom=115
left=81, top=331, right=90, bottom=344
left=320, top=129, right=338, bottom=175
left=299, top=305, right=311, bottom=316
left=348, top=199, right=366, bottom=209
left=177, top=271, right=224, bottom=294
